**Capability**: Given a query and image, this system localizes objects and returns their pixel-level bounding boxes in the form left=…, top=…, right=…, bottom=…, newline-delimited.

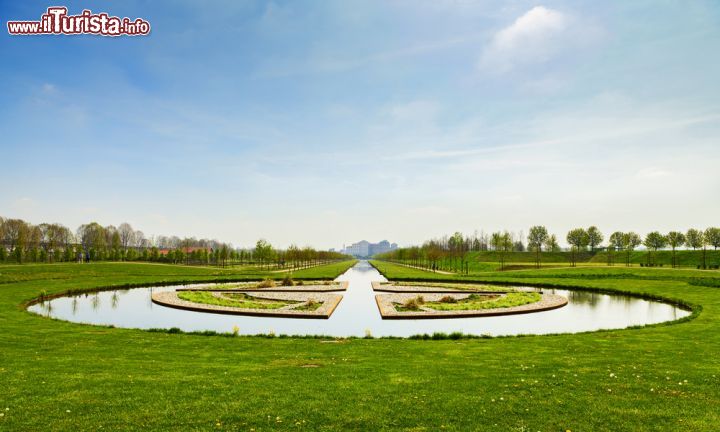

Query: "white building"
left=342, top=240, right=397, bottom=258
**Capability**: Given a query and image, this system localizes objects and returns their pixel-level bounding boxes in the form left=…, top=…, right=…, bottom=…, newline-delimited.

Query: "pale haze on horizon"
left=1, top=1, right=719, bottom=249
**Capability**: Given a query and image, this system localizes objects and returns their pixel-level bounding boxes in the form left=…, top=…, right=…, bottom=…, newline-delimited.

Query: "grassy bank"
left=1, top=260, right=720, bottom=430
left=391, top=250, right=720, bottom=273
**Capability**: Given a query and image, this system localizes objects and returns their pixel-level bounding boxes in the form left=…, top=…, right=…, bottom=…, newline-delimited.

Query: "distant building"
left=341, top=240, right=398, bottom=258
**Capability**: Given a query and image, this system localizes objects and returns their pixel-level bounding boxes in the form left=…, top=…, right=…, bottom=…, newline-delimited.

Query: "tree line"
left=0, top=216, right=348, bottom=268
left=375, top=226, right=720, bottom=272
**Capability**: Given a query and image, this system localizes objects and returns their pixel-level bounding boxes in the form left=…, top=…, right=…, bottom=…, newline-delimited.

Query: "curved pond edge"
left=23, top=276, right=700, bottom=340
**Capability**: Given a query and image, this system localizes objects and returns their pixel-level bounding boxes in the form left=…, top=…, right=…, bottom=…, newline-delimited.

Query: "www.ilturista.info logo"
left=7, top=7, right=151, bottom=36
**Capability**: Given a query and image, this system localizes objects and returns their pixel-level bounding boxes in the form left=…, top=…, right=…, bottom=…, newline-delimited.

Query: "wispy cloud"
left=383, top=111, right=720, bottom=161
left=256, top=34, right=479, bottom=78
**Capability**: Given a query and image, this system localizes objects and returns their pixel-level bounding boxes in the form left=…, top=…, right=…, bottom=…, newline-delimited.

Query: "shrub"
left=257, top=278, right=276, bottom=288
left=280, top=275, right=295, bottom=286
left=402, top=296, right=425, bottom=310
left=439, top=295, right=457, bottom=303
left=296, top=280, right=304, bottom=286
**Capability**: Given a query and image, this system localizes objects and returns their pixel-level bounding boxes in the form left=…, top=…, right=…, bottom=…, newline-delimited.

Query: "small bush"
left=257, top=278, right=276, bottom=288
left=296, top=280, right=304, bottom=286
left=439, top=295, right=457, bottom=303
left=402, top=296, right=425, bottom=310
left=280, top=275, right=294, bottom=286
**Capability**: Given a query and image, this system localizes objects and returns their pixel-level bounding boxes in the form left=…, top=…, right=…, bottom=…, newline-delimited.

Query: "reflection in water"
left=564, top=290, right=603, bottom=307
left=39, top=300, right=53, bottom=317
left=91, top=293, right=100, bottom=311
left=28, top=261, right=691, bottom=337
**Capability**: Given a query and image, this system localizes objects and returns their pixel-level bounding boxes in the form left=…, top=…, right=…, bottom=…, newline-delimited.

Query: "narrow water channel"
left=29, top=260, right=690, bottom=337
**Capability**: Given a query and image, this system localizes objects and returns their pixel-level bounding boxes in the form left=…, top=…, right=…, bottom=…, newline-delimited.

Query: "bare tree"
left=118, top=223, right=135, bottom=258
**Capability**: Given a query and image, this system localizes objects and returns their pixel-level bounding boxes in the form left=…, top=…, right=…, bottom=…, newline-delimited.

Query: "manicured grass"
left=422, top=292, right=541, bottom=311
left=2, top=259, right=720, bottom=430
left=177, top=291, right=296, bottom=309
left=390, top=250, right=720, bottom=273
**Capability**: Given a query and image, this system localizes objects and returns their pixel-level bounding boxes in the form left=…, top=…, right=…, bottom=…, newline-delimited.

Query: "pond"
left=28, top=260, right=691, bottom=337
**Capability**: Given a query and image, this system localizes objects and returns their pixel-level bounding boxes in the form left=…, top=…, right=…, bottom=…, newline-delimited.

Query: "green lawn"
left=2, top=259, right=720, bottom=430
left=419, top=292, right=541, bottom=311
left=394, top=250, right=720, bottom=273
left=177, top=291, right=297, bottom=309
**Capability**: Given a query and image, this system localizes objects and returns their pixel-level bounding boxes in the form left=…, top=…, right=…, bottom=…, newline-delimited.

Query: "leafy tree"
left=566, top=228, right=589, bottom=267
left=77, top=222, right=107, bottom=259
left=607, top=231, right=624, bottom=266
left=701, top=228, right=718, bottom=269
left=706, top=227, right=720, bottom=250
left=643, top=231, right=667, bottom=266
left=666, top=231, right=685, bottom=268
left=686, top=229, right=703, bottom=250
left=527, top=226, right=549, bottom=269
left=254, top=239, right=274, bottom=269
left=622, top=232, right=642, bottom=267
left=543, top=234, right=560, bottom=252
left=686, top=228, right=705, bottom=269
left=490, top=231, right=511, bottom=271
left=587, top=226, right=604, bottom=252
left=2, top=219, right=29, bottom=262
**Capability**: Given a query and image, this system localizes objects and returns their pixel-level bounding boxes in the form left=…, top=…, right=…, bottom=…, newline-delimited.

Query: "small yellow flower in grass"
left=66, top=410, right=71, bottom=413
left=232, top=325, right=240, bottom=336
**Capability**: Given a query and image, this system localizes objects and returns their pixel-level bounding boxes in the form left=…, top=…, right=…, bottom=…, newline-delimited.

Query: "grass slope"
left=1, top=259, right=719, bottom=431
left=415, top=250, right=720, bottom=272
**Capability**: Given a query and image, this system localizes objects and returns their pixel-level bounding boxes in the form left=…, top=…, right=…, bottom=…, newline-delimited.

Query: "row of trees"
left=0, top=216, right=348, bottom=268
left=376, top=225, right=720, bottom=272
left=560, top=226, right=720, bottom=268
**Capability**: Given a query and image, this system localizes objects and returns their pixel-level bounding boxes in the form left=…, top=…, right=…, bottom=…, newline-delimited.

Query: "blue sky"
left=1, top=1, right=719, bottom=249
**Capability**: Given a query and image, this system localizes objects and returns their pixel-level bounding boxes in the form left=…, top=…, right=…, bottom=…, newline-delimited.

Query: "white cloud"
left=478, top=6, right=570, bottom=73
